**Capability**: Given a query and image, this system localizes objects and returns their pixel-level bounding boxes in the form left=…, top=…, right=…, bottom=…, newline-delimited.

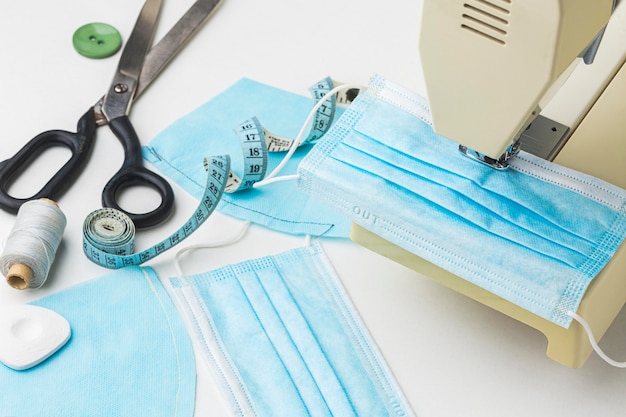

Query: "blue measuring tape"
left=83, top=156, right=230, bottom=269
left=262, top=77, right=336, bottom=151
left=223, top=78, right=343, bottom=192
left=82, top=77, right=355, bottom=268
left=225, top=117, right=269, bottom=192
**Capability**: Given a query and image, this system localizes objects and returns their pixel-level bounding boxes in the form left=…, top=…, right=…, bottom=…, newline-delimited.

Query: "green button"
left=72, top=23, right=122, bottom=59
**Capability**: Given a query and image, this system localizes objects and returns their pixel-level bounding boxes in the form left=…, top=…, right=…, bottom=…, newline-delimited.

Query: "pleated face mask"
left=169, top=242, right=415, bottom=417
left=143, top=78, right=352, bottom=238
left=0, top=267, right=196, bottom=417
left=297, top=75, right=626, bottom=328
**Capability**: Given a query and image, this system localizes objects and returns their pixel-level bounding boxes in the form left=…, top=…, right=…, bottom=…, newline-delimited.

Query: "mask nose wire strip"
left=254, top=83, right=367, bottom=188
left=174, top=220, right=251, bottom=277
left=566, top=310, right=626, bottom=368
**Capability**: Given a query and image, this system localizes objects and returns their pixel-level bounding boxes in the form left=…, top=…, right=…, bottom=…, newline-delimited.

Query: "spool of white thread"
left=0, top=199, right=67, bottom=290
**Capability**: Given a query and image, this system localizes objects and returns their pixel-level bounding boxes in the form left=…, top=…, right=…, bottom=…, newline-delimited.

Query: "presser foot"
left=458, top=140, right=521, bottom=170
left=458, top=114, right=571, bottom=169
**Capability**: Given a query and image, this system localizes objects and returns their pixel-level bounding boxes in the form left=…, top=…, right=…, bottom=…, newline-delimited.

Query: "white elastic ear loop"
left=567, top=310, right=626, bottom=368
left=254, top=83, right=366, bottom=188
left=174, top=220, right=251, bottom=277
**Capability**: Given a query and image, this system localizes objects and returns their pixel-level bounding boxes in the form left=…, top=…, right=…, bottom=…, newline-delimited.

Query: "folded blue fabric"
left=143, top=78, right=351, bottom=238
left=169, top=243, right=414, bottom=417
left=0, top=266, right=196, bottom=416
left=298, top=75, right=626, bottom=328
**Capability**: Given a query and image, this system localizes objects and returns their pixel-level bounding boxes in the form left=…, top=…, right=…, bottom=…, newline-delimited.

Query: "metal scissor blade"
left=135, top=0, right=223, bottom=98
left=102, top=0, right=164, bottom=120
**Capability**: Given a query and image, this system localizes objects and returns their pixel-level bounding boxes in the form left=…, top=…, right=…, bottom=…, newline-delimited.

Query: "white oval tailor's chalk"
left=0, top=305, right=71, bottom=370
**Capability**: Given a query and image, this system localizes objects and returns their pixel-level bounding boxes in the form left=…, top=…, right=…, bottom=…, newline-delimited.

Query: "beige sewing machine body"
left=351, top=0, right=626, bottom=367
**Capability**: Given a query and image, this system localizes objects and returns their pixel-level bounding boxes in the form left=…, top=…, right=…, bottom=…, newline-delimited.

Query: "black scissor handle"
left=102, top=115, right=174, bottom=229
left=0, top=109, right=97, bottom=213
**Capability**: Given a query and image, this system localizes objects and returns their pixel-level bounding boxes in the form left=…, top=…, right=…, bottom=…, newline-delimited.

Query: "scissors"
left=0, top=0, right=222, bottom=228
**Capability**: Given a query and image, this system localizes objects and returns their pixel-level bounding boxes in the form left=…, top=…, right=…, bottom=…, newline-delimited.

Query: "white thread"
left=0, top=199, right=67, bottom=290
left=254, top=174, right=300, bottom=186
left=254, top=83, right=367, bottom=188
left=174, top=220, right=251, bottom=277
left=567, top=310, right=626, bottom=368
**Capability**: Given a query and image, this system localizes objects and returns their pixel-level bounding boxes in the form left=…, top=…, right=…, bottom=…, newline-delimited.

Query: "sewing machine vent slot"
left=461, top=0, right=511, bottom=45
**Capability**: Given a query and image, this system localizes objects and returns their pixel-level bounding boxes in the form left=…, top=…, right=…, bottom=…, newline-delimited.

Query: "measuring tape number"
left=225, top=117, right=269, bottom=192
left=225, top=77, right=354, bottom=193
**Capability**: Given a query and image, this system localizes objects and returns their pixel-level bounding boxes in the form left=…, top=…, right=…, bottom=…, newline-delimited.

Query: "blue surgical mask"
left=169, top=242, right=415, bottom=417
left=0, top=267, right=196, bottom=417
left=143, top=78, right=351, bottom=238
left=297, top=75, right=626, bottom=328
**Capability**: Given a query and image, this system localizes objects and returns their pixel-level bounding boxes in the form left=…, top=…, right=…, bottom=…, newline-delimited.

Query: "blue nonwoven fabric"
left=143, top=78, right=351, bottom=238
left=297, top=75, right=626, bottom=328
left=169, top=243, right=415, bottom=417
left=0, top=266, right=196, bottom=416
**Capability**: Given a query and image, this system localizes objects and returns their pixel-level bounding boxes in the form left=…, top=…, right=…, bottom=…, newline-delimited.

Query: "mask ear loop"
left=254, top=83, right=366, bottom=188
left=566, top=310, right=626, bottom=368
left=173, top=83, right=364, bottom=275
left=174, top=220, right=251, bottom=277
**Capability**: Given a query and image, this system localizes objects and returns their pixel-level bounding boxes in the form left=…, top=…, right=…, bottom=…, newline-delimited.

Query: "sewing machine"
left=351, top=0, right=626, bottom=367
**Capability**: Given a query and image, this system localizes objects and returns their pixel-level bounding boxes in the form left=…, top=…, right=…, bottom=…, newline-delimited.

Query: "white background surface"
left=1, top=1, right=625, bottom=416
